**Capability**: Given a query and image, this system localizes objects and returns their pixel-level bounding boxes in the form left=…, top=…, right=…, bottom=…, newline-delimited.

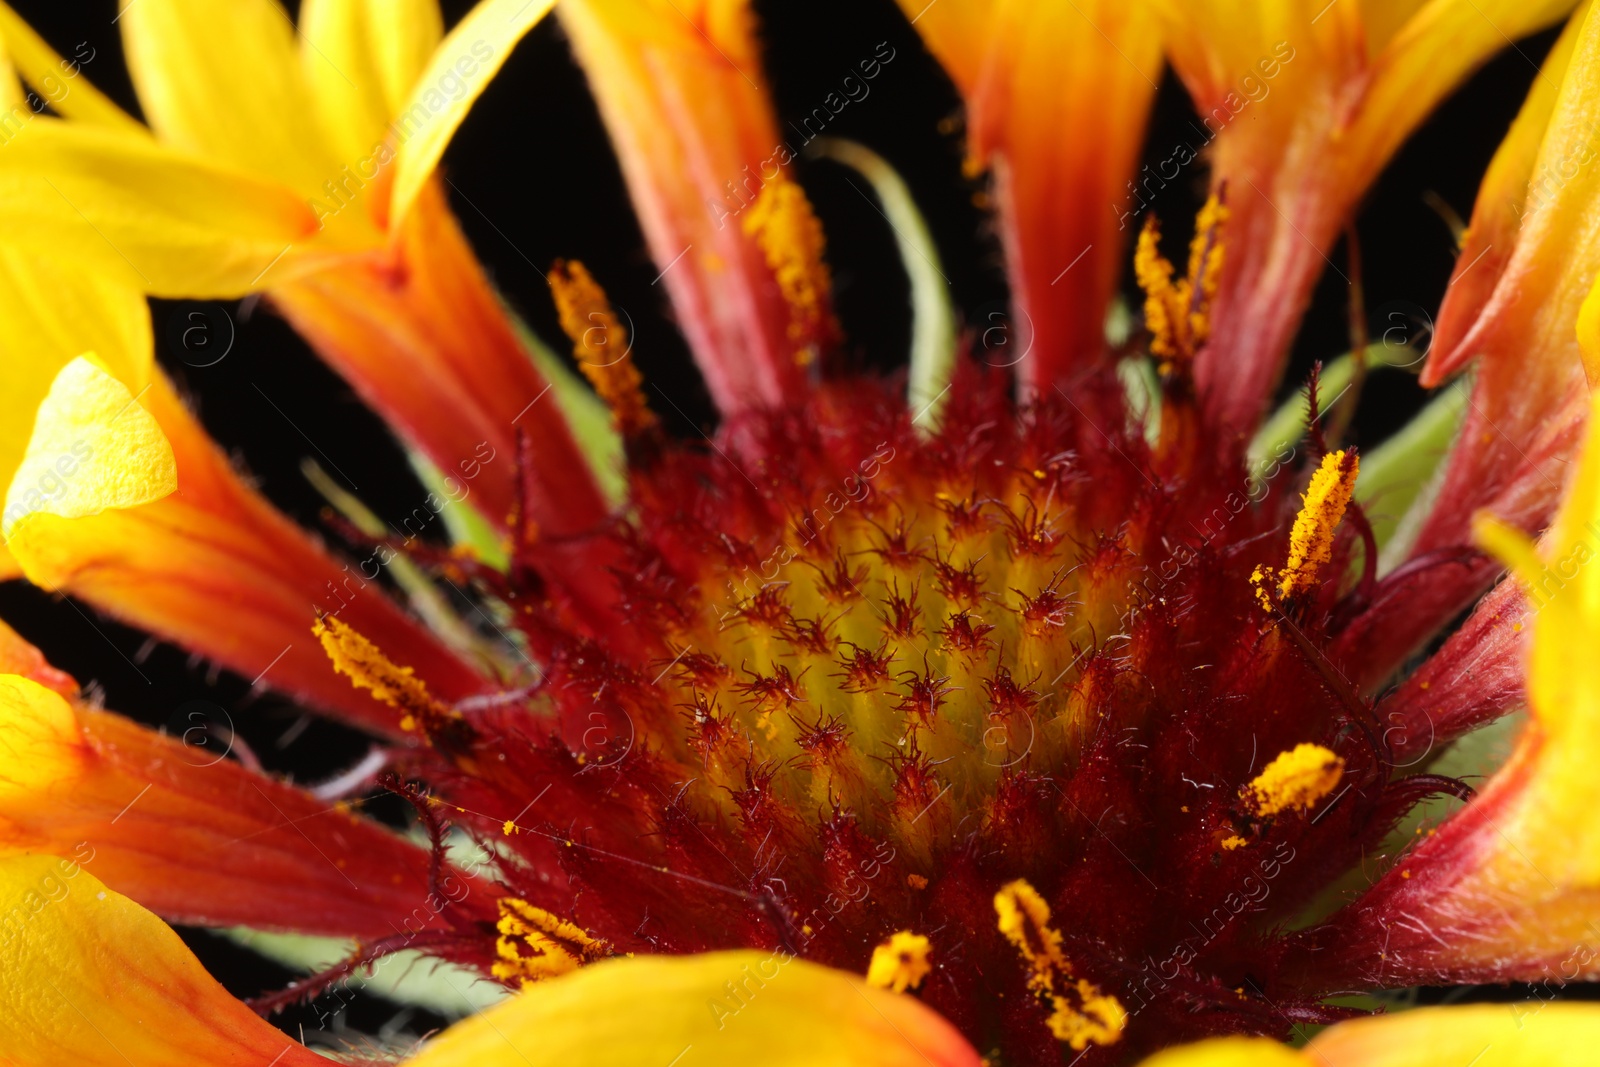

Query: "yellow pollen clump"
left=313, top=616, right=457, bottom=731
left=491, top=897, right=608, bottom=989
left=1134, top=192, right=1227, bottom=368
left=1251, top=449, right=1360, bottom=610
left=866, top=930, right=934, bottom=993
left=742, top=175, right=835, bottom=358
left=1245, top=743, right=1345, bottom=818
left=994, top=879, right=1125, bottom=1051
left=549, top=259, right=656, bottom=439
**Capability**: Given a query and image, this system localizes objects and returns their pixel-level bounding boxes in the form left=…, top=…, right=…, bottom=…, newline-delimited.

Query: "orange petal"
left=1158, top=0, right=1581, bottom=432
left=272, top=178, right=611, bottom=546
left=900, top=0, right=1161, bottom=394
left=0, top=852, right=330, bottom=1067
left=5, top=361, right=494, bottom=738
left=405, top=950, right=983, bottom=1067
left=0, top=674, right=492, bottom=938
left=557, top=0, right=829, bottom=415
left=0, top=619, right=77, bottom=696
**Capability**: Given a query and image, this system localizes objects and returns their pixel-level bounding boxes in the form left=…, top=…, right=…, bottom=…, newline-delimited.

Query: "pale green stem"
left=809, top=137, right=956, bottom=431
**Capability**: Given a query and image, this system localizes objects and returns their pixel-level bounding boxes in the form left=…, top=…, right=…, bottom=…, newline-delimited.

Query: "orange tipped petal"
left=0, top=673, right=489, bottom=938
left=901, top=0, right=1161, bottom=394
left=0, top=852, right=330, bottom=1067
left=558, top=0, right=830, bottom=416
left=405, top=950, right=983, bottom=1067
left=4, top=359, right=494, bottom=738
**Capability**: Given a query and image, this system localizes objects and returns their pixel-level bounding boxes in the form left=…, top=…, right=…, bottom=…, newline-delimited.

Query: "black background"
left=1, top=0, right=1565, bottom=1045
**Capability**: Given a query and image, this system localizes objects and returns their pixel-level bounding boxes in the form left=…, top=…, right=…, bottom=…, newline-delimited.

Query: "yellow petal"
left=0, top=120, right=336, bottom=296
left=389, top=0, right=557, bottom=227
left=2, top=356, right=174, bottom=542
left=1307, top=1003, right=1600, bottom=1066
left=406, top=950, right=982, bottom=1067
left=0, top=852, right=330, bottom=1067
left=0, top=2, right=145, bottom=132
left=0, top=251, right=153, bottom=566
left=121, top=0, right=337, bottom=194
left=1137, top=1005, right=1600, bottom=1066
left=1136, top=1036, right=1308, bottom=1066
left=300, top=0, right=444, bottom=164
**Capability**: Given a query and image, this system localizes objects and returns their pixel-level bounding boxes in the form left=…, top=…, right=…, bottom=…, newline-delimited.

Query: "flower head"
left=3, top=0, right=1600, bottom=1065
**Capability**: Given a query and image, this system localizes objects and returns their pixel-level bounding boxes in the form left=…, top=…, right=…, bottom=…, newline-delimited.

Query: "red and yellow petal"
left=4, top=358, right=495, bottom=738
left=0, top=673, right=491, bottom=938
left=558, top=0, right=830, bottom=416
left=1406, top=1, right=1598, bottom=562
left=0, top=852, right=330, bottom=1067
left=1157, top=0, right=1581, bottom=432
left=405, top=950, right=983, bottom=1067
left=273, top=179, right=614, bottom=552
left=1294, top=389, right=1600, bottom=985
left=901, top=0, right=1161, bottom=394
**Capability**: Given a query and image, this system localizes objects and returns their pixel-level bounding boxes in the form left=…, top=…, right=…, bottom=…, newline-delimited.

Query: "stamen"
left=549, top=259, right=656, bottom=439
left=742, top=175, right=836, bottom=363
left=1251, top=449, right=1360, bottom=609
left=866, top=930, right=933, bottom=993
left=1244, top=743, right=1345, bottom=818
left=1134, top=192, right=1228, bottom=369
left=1184, top=191, right=1228, bottom=353
left=1134, top=215, right=1183, bottom=364
left=994, top=879, right=1125, bottom=1051
left=491, top=897, right=609, bottom=988
left=313, top=616, right=458, bottom=734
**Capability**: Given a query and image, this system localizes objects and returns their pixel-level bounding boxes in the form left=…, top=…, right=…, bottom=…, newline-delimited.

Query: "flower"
left=3, top=0, right=1600, bottom=1065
